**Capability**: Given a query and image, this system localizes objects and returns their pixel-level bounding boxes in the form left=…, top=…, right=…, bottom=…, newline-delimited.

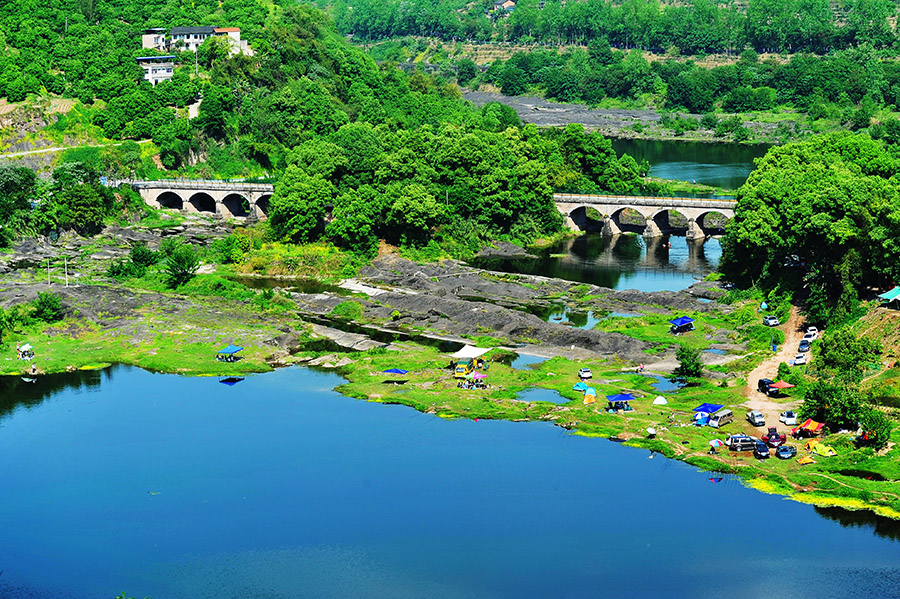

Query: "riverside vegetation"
left=0, top=2, right=899, bottom=518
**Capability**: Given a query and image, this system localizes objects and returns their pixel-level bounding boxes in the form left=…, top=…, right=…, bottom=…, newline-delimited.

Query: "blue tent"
left=383, top=368, right=409, bottom=374
left=606, top=393, right=635, bottom=402
left=218, top=344, right=244, bottom=355
left=692, top=402, right=724, bottom=413
left=584, top=387, right=597, bottom=396
left=572, top=381, right=589, bottom=391
left=669, top=316, right=695, bottom=327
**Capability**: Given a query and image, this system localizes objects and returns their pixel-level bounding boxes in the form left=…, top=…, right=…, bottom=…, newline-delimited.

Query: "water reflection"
left=471, top=234, right=721, bottom=292
left=0, top=367, right=109, bottom=421
left=815, top=507, right=900, bottom=542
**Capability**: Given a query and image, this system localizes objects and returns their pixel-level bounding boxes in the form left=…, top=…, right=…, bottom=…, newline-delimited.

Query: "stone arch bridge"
left=554, top=193, right=736, bottom=239
left=132, top=180, right=274, bottom=220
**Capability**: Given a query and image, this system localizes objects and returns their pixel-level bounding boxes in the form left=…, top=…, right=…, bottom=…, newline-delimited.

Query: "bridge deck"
left=132, top=179, right=274, bottom=192
left=554, top=193, right=735, bottom=209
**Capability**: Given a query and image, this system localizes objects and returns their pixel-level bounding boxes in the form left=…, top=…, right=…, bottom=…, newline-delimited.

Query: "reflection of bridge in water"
left=132, top=180, right=274, bottom=220
left=554, top=193, right=736, bottom=239
left=557, top=233, right=716, bottom=275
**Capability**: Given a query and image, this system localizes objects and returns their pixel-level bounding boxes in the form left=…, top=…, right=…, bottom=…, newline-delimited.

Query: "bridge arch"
left=648, top=208, right=690, bottom=235
left=222, top=193, right=250, bottom=218
left=697, top=210, right=731, bottom=235
left=188, top=192, right=217, bottom=214
left=156, top=191, right=184, bottom=210
left=567, top=205, right=604, bottom=232
left=256, top=194, right=271, bottom=219
left=609, top=206, right=651, bottom=235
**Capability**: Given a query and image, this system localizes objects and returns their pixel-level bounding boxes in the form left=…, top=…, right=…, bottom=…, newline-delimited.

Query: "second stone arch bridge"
left=554, top=193, right=736, bottom=239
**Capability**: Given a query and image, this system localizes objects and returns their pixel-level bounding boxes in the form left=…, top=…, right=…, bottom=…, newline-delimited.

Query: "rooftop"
left=170, top=26, right=217, bottom=35
left=136, top=55, right=176, bottom=62
left=215, top=27, right=240, bottom=32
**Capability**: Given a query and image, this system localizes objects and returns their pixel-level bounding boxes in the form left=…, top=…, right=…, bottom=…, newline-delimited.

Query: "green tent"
left=878, top=287, right=900, bottom=303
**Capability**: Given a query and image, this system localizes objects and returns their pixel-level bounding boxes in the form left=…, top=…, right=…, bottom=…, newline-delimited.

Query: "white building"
left=136, top=55, right=175, bottom=86
left=140, top=26, right=253, bottom=56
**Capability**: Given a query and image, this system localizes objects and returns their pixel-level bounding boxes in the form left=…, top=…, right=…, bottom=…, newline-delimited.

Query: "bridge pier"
left=685, top=219, right=705, bottom=240
left=600, top=217, right=621, bottom=236
left=642, top=220, right=663, bottom=238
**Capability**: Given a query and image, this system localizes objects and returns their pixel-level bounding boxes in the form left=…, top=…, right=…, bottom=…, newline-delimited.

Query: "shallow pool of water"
left=515, top=387, right=569, bottom=404
left=510, top=353, right=548, bottom=370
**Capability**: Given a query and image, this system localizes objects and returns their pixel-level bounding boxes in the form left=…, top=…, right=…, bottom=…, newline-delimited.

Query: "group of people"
left=457, top=380, right=488, bottom=390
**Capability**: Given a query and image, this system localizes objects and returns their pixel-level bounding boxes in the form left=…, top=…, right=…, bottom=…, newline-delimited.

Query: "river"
left=2, top=366, right=899, bottom=599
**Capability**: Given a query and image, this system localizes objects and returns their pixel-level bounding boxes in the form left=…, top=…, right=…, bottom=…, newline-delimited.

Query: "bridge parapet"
left=133, top=179, right=274, bottom=193
left=131, top=179, right=275, bottom=220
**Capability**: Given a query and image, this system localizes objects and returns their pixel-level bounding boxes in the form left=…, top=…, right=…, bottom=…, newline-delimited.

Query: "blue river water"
left=2, top=365, right=900, bottom=599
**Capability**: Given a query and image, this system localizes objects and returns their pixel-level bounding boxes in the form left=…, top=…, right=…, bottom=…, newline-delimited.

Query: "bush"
left=32, top=291, right=64, bottom=322
left=164, top=244, right=200, bottom=288
left=330, top=300, right=364, bottom=320
left=129, top=243, right=158, bottom=266
left=670, top=345, right=703, bottom=382
left=107, top=258, right=146, bottom=279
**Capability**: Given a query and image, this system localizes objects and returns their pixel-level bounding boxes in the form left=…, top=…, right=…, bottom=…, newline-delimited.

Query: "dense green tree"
left=799, top=381, right=863, bottom=430
left=817, top=327, right=881, bottom=383
left=670, top=345, right=703, bottom=383
left=268, top=166, right=335, bottom=243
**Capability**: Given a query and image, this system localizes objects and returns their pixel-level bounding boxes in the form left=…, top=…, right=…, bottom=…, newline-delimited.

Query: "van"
left=708, top=409, right=733, bottom=428
left=726, top=434, right=757, bottom=452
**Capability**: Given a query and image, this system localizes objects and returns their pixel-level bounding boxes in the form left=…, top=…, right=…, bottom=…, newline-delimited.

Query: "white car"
left=763, top=315, right=780, bottom=327
left=780, top=410, right=798, bottom=426
left=806, top=326, right=819, bottom=339
left=793, top=353, right=808, bottom=365
left=802, top=332, right=817, bottom=343
left=578, top=367, right=593, bottom=380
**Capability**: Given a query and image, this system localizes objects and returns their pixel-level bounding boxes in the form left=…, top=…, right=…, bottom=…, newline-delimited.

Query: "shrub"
left=670, top=345, right=703, bottom=382
left=129, top=243, right=158, bottom=266
left=164, top=244, right=200, bottom=288
left=32, top=291, right=64, bottom=322
left=107, top=258, right=146, bottom=279
left=330, top=300, right=364, bottom=320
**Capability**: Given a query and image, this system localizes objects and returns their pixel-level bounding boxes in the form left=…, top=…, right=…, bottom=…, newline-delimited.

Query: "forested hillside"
left=0, top=0, right=658, bottom=254
left=323, top=0, right=898, bottom=54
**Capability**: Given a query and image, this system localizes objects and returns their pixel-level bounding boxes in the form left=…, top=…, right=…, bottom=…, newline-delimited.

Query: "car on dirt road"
left=754, top=441, right=771, bottom=459
left=763, top=315, right=780, bottom=326
left=578, top=367, right=592, bottom=380
left=747, top=410, right=766, bottom=426
left=757, top=379, right=777, bottom=397
left=762, top=427, right=787, bottom=447
left=725, top=433, right=757, bottom=452
left=805, top=326, right=819, bottom=339
left=798, top=339, right=811, bottom=353
left=780, top=410, right=798, bottom=426
left=793, top=353, right=807, bottom=365
left=802, top=332, right=817, bottom=344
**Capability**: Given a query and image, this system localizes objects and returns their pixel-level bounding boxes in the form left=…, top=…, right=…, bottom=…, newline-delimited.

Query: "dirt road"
left=742, top=305, right=807, bottom=426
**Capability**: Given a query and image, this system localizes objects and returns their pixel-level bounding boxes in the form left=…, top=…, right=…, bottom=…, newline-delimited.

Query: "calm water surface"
left=473, top=234, right=721, bottom=292
left=611, top=138, right=770, bottom=191
left=2, top=366, right=900, bottom=599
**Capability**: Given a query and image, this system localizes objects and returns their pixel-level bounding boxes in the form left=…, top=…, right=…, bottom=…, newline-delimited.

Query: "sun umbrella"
left=584, top=387, right=598, bottom=396
left=708, top=439, right=725, bottom=447
left=572, top=381, right=589, bottom=391
left=472, top=372, right=488, bottom=379
left=770, top=380, right=795, bottom=389
left=383, top=368, right=409, bottom=374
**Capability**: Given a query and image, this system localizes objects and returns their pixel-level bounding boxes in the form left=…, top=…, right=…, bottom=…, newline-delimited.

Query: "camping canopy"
left=450, top=345, right=491, bottom=360
left=878, top=287, right=900, bottom=302
left=606, top=393, right=635, bottom=402
left=472, top=372, right=488, bottom=379
left=217, top=344, right=244, bottom=355
left=693, top=402, right=724, bottom=413
left=19, top=343, right=33, bottom=352
left=669, top=316, right=695, bottom=327
left=798, top=418, right=824, bottom=432
left=573, top=381, right=589, bottom=391
left=383, top=368, right=409, bottom=374
left=770, top=380, right=795, bottom=389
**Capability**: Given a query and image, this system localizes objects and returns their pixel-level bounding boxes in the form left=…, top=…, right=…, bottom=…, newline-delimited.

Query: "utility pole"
left=64, top=256, right=69, bottom=287
left=47, top=258, right=51, bottom=287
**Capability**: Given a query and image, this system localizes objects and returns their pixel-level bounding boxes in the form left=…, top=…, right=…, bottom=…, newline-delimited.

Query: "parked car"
left=747, top=410, right=766, bottom=426
left=754, top=441, right=771, bottom=459
left=780, top=410, right=798, bottom=426
left=793, top=353, right=808, bottom=365
left=762, top=427, right=787, bottom=447
left=805, top=326, right=819, bottom=339
left=763, top=315, right=780, bottom=326
left=578, top=367, right=592, bottom=380
left=725, top=433, right=757, bottom=452
left=776, top=445, right=798, bottom=460
left=798, top=340, right=811, bottom=353
left=757, top=378, right=775, bottom=395
left=802, top=332, right=817, bottom=344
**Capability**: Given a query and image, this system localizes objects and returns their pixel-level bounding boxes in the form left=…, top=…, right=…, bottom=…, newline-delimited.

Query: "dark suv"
left=754, top=441, right=771, bottom=459
left=757, top=378, right=775, bottom=395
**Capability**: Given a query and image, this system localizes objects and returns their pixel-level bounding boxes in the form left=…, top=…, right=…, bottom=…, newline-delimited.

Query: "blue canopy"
left=669, top=316, right=695, bottom=327
left=584, top=387, right=597, bottom=396
left=693, top=402, right=724, bottom=413
left=606, top=393, right=635, bottom=402
left=217, top=344, right=244, bottom=355
left=383, top=368, right=409, bottom=374
left=572, top=381, right=589, bottom=391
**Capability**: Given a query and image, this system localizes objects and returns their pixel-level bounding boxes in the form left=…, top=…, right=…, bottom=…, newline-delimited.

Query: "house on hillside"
left=141, top=26, right=253, bottom=56
left=136, top=55, right=175, bottom=86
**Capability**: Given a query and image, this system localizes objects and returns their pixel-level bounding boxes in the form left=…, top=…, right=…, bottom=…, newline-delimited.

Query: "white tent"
left=652, top=396, right=668, bottom=405
left=450, top=345, right=492, bottom=359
